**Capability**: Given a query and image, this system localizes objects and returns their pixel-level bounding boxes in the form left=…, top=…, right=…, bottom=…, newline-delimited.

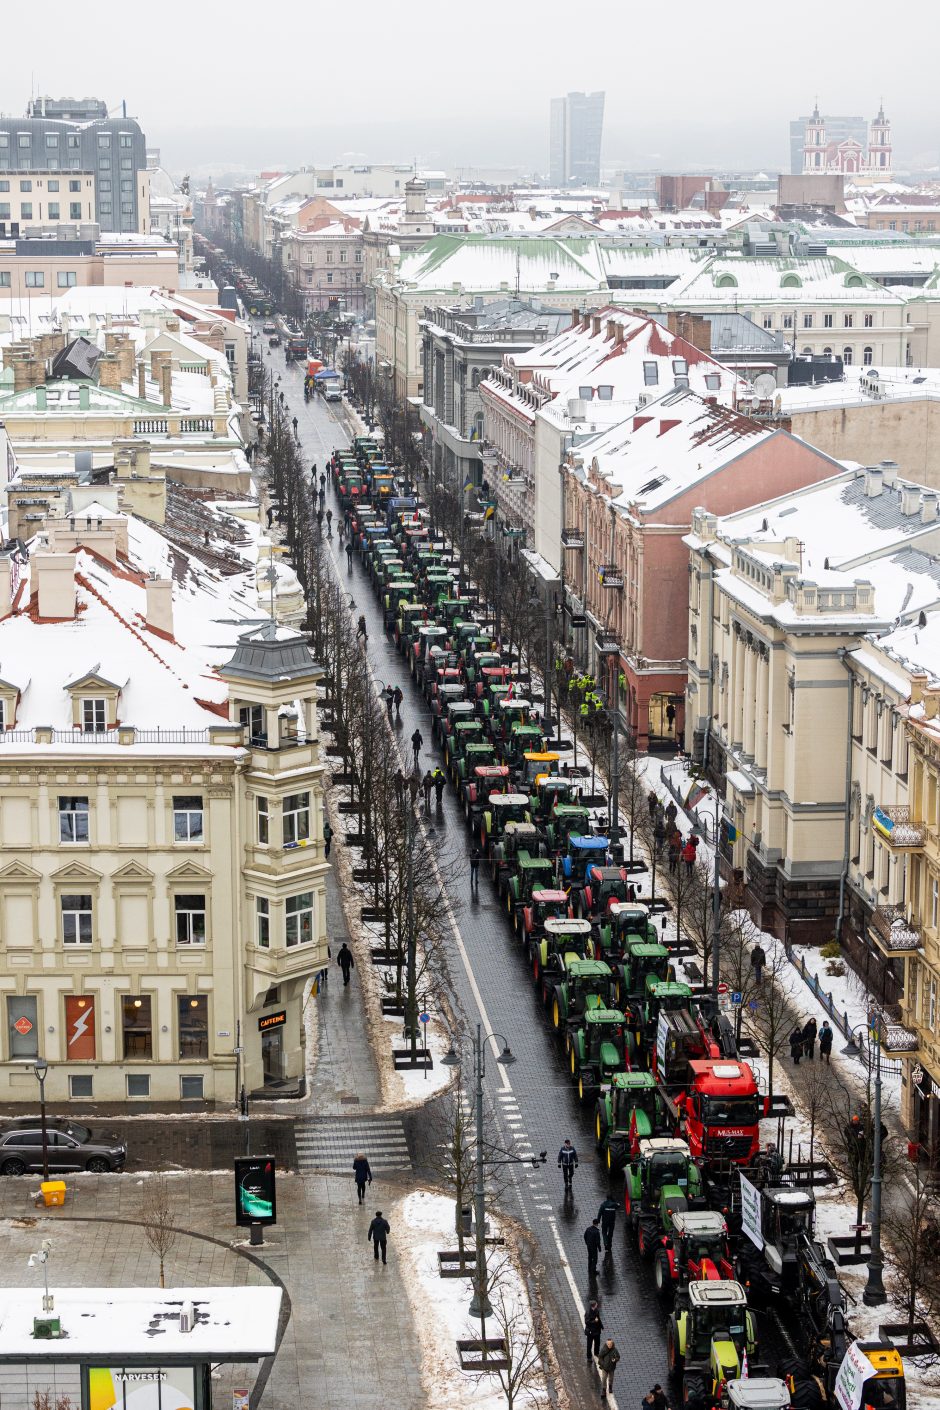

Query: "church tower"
left=803, top=105, right=827, bottom=172
left=868, top=105, right=892, bottom=178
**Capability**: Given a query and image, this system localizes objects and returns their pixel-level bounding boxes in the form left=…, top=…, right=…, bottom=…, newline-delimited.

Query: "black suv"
left=0, top=1118, right=127, bottom=1175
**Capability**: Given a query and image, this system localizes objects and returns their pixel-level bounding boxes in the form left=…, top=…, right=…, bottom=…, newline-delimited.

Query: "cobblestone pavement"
left=281, top=360, right=670, bottom=1406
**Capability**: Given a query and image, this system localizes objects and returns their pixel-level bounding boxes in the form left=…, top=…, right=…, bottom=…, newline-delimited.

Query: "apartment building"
left=0, top=172, right=96, bottom=235
left=281, top=218, right=366, bottom=314
left=0, top=509, right=328, bottom=1107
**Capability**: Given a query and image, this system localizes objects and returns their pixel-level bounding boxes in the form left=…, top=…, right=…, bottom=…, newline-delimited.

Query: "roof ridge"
left=74, top=570, right=190, bottom=689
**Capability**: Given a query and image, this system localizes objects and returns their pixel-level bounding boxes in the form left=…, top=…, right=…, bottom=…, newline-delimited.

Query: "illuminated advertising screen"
left=87, top=1365, right=195, bottom=1410
left=233, top=1155, right=277, bottom=1227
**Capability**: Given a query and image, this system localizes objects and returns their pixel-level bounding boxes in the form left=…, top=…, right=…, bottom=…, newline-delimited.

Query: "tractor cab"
left=620, top=940, right=673, bottom=1002
left=530, top=775, right=581, bottom=824
left=548, top=958, right=613, bottom=1027
left=492, top=821, right=543, bottom=888
left=437, top=698, right=476, bottom=738
left=677, top=1061, right=762, bottom=1169
left=520, top=888, right=570, bottom=941
left=490, top=696, right=532, bottom=741
left=461, top=633, right=495, bottom=666
left=725, top=1381, right=791, bottom=1410
left=579, top=865, right=632, bottom=921
left=454, top=740, right=496, bottom=788
left=741, top=1188, right=816, bottom=1296
left=562, top=836, right=611, bottom=889
left=444, top=718, right=484, bottom=773
left=473, top=661, right=512, bottom=694
left=533, top=917, right=594, bottom=984
left=570, top=1007, right=631, bottom=1102
left=596, top=1071, right=671, bottom=1172
left=626, top=1138, right=703, bottom=1255
left=547, top=805, right=592, bottom=852
left=598, top=901, right=659, bottom=958
left=847, top=1345, right=906, bottom=1410
left=499, top=722, right=545, bottom=772
left=429, top=677, right=466, bottom=717
left=668, top=1280, right=758, bottom=1407
left=657, top=1211, right=734, bottom=1304
left=479, top=793, right=530, bottom=854
left=505, top=851, right=554, bottom=915
left=464, top=764, right=510, bottom=816
left=395, top=602, right=427, bottom=651
left=521, top=751, right=559, bottom=788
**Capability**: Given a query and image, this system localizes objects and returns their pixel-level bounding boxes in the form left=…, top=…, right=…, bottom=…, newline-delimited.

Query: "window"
left=0, top=204, right=8, bottom=219
left=864, top=313, right=874, bottom=328
left=823, top=346, right=833, bottom=355
left=843, top=346, right=853, bottom=365
left=762, top=315, right=773, bottom=330
left=120, top=202, right=133, bottom=215
left=239, top=703, right=264, bottom=741
left=174, top=894, right=206, bottom=946
left=326, top=272, right=333, bottom=284
left=597, top=384, right=613, bottom=400
left=0, top=274, right=9, bottom=288
left=340, top=249, right=347, bottom=263
left=704, top=373, right=721, bottom=391
left=120, top=157, right=132, bottom=171
left=326, top=250, right=334, bottom=263
left=120, top=179, right=133, bottom=192
left=863, top=346, right=873, bottom=366
left=844, top=314, right=854, bottom=328
left=173, top=795, right=204, bottom=843
left=283, top=791, right=310, bottom=846
left=98, top=156, right=110, bottom=171
left=45, top=133, right=58, bottom=149
left=126, top=1074, right=150, bottom=1098
left=59, top=796, right=89, bottom=843
left=69, top=202, right=81, bottom=220
left=122, top=995, right=152, bottom=1059
left=672, top=359, right=687, bottom=376
left=257, top=795, right=269, bottom=845
left=7, top=996, right=38, bottom=1058
left=69, top=1074, right=93, bottom=1098
left=0, top=180, right=7, bottom=190
left=21, top=206, right=34, bottom=223
left=803, top=313, right=813, bottom=328
left=68, top=178, right=81, bottom=192
left=178, top=994, right=208, bottom=1059
left=82, top=698, right=106, bottom=732
left=643, top=361, right=658, bottom=386
left=824, top=313, right=833, bottom=329
left=97, top=133, right=111, bottom=148
left=802, top=346, right=812, bottom=356
left=19, top=179, right=32, bottom=192
left=99, top=178, right=111, bottom=192
left=99, top=200, right=112, bottom=215
left=120, top=133, right=134, bottom=148
left=67, top=135, right=79, bottom=150
left=181, top=1074, right=204, bottom=1100
left=257, top=896, right=270, bottom=948
left=47, top=179, right=59, bottom=192
left=57, top=271, right=76, bottom=288
left=782, top=314, right=793, bottom=329
left=17, top=134, right=30, bottom=149
left=286, top=892, right=314, bottom=947
left=932, top=877, right=939, bottom=932
left=48, top=202, right=60, bottom=219
left=355, top=249, right=362, bottom=262
left=61, top=894, right=93, bottom=945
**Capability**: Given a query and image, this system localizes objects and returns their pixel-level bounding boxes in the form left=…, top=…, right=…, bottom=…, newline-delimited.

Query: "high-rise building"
left=549, top=91, right=605, bottom=187
left=0, top=96, right=148, bottom=234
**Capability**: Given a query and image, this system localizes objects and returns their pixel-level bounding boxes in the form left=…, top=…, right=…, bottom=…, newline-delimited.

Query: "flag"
left=741, top=1351, right=749, bottom=1379
left=725, top=818, right=739, bottom=843
left=484, top=504, right=495, bottom=521
left=463, top=477, right=474, bottom=492
left=505, top=681, right=514, bottom=701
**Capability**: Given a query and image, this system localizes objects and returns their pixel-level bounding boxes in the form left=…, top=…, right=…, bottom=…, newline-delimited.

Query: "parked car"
left=0, top=1118, right=127, bottom=1174
left=261, top=322, right=277, bottom=334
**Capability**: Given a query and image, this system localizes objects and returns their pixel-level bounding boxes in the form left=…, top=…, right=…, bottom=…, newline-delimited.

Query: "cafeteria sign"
left=258, top=1010, right=286, bottom=1032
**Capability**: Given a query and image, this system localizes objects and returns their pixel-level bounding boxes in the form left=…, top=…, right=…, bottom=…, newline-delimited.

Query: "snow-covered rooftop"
left=779, top=364, right=940, bottom=413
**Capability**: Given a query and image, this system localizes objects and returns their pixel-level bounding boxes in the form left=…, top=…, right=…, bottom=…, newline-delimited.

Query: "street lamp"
left=843, top=1018, right=887, bottom=1306
left=596, top=635, right=621, bottom=852
left=33, top=1057, right=49, bottom=1182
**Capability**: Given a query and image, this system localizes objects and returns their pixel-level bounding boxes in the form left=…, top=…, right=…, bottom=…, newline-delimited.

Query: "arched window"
left=781, top=273, right=802, bottom=289
left=823, top=346, right=833, bottom=355
left=715, top=273, right=738, bottom=289
left=845, top=273, right=864, bottom=288
left=802, top=346, right=813, bottom=355
left=863, top=346, right=874, bottom=365
left=843, top=346, right=853, bottom=365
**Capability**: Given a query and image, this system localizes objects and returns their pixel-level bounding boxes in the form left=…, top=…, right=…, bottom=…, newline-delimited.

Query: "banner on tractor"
left=834, top=1340, right=877, bottom=1410
left=738, top=1170, right=764, bottom=1250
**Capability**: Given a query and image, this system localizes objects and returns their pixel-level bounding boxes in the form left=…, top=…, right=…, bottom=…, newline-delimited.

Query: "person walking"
left=411, top=727, right=424, bottom=771
left=356, top=615, right=368, bottom=644
left=352, top=1153, right=372, bottom=1204
left=433, top=767, right=446, bottom=807
left=393, top=685, right=403, bottom=718
left=326, top=508, right=333, bottom=538
left=323, top=820, right=333, bottom=860
left=750, top=942, right=767, bottom=986
left=422, top=769, right=434, bottom=810
left=367, top=1211, right=390, bottom=1264
left=469, top=844, right=480, bottom=891
left=647, top=790, right=658, bottom=821
left=598, top=1339, right=620, bottom=1399
left=336, top=942, right=354, bottom=987
left=584, top=1219, right=602, bottom=1280
left=291, top=415, right=298, bottom=439
left=664, top=801, right=678, bottom=830
left=318, top=487, right=326, bottom=511
left=668, top=829, right=681, bottom=875
left=597, top=1195, right=618, bottom=1252
left=789, top=1025, right=804, bottom=1066
left=346, top=540, right=354, bottom=572
left=584, top=1300, right=603, bottom=1362
left=819, top=1020, right=833, bottom=1065
left=802, top=1016, right=817, bottom=1061
left=319, top=472, right=326, bottom=494
left=681, top=838, right=697, bottom=876
left=394, top=769, right=405, bottom=807
left=407, top=771, right=420, bottom=809
left=558, top=1138, right=579, bottom=1190
left=386, top=685, right=395, bottom=719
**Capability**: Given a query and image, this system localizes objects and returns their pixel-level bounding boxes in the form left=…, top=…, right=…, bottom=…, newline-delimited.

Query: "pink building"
left=282, top=214, right=365, bottom=315
left=562, top=391, right=842, bottom=750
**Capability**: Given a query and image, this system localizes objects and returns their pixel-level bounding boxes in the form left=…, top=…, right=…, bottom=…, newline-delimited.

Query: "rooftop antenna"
left=514, top=249, right=521, bottom=298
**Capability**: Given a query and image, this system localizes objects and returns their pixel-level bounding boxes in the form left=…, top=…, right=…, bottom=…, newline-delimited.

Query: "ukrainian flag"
left=484, top=504, right=495, bottom=521
left=463, top=477, right=474, bottom=492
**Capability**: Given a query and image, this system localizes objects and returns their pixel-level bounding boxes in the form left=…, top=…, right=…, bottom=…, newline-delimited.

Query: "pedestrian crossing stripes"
left=294, top=1115, right=412, bottom=1175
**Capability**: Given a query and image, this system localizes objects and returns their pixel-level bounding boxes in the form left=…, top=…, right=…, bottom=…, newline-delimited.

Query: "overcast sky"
left=4, top=1, right=936, bottom=177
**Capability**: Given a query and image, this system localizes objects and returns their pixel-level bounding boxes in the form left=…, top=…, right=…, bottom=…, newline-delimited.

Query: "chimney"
left=145, top=576, right=174, bottom=637
left=864, top=466, right=883, bottom=498
left=97, top=354, right=122, bottom=390
left=571, top=307, right=581, bottom=327
left=900, top=484, right=921, bottom=516
left=12, top=354, right=45, bottom=393
left=165, top=317, right=180, bottom=334
left=33, top=553, right=76, bottom=619
left=115, top=337, right=135, bottom=383
left=159, top=361, right=173, bottom=407
left=138, top=362, right=148, bottom=400
left=879, top=459, right=898, bottom=489
left=921, top=491, right=939, bottom=524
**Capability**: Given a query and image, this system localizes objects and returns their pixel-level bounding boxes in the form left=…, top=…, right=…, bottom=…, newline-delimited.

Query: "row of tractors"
left=328, top=437, right=906, bottom=1410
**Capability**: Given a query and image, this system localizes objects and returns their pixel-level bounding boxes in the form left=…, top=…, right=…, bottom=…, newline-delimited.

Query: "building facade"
left=549, top=92, right=605, bottom=187
left=281, top=218, right=366, bottom=314
left=801, top=105, right=892, bottom=181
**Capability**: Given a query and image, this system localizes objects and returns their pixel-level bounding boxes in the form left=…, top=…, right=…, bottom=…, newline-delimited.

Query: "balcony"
left=881, top=1021, right=920, bottom=1057
left=872, top=804, right=925, bottom=851
left=869, top=904, right=923, bottom=956
left=561, top=528, right=585, bottom=550
left=597, top=564, right=624, bottom=590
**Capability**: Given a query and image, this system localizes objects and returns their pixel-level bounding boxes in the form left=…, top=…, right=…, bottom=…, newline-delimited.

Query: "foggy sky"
left=5, top=0, right=937, bottom=176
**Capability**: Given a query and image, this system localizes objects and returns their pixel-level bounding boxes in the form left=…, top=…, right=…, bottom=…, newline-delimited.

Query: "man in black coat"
left=584, top=1300, right=603, bottom=1361
left=352, top=1154, right=372, bottom=1204
left=336, top=943, right=354, bottom=986
left=368, top=1210, right=390, bottom=1263
left=584, top=1218, right=602, bottom=1280
left=597, top=1195, right=619, bottom=1252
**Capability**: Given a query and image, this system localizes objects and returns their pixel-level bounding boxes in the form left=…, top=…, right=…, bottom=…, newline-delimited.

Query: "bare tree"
left=823, top=1044, right=893, bottom=1258
left=467, top=1252, right=546, bottom=1408
left=886, top=1158, right=940, bottom=1350
left=141, top=1174, right=180, bottom=1288
left=746, top=945, right=794, bottom=1100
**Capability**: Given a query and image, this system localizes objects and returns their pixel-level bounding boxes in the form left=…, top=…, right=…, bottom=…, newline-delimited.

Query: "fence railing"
left=785, top=944, right=903, bottom=1078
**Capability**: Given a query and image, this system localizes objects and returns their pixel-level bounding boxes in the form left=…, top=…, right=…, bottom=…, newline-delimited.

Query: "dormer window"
left=82, top=698, right=106, bottom=733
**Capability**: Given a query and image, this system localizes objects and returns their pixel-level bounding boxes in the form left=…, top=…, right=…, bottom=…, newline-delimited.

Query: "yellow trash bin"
left=40, top=1181, right=66, bottom=1207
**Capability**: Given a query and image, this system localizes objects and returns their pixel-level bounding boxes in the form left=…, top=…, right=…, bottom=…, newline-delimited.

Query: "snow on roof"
left=828, top=244, right=940, bottom=275
left=0, top=1286, right=281, bottom=1358
left=666, top=252, right=905, bottom=305
left=779, top=364, right=940, bottom=413
left=395, top=235, right=608, bottom=293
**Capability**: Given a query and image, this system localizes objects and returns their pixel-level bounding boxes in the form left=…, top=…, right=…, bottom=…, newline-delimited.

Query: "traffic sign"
left=419, top=1012, right=430, bottom=1024
left=748, top=1000, right=759, bottom=1012
left=13, top=1016, right=32, bottom=1036
left=731, top=992, right=742, bottom=1006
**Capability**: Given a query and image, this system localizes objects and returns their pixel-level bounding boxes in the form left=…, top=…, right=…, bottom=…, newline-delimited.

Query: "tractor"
left=434, top=697, right=475, bottom=747
left=506, top=853, right=556, bottom=927
left=411, top=624, right=449, bottom=682
left=518, top=887, right=570, bottom=944
left=491, top=821, right=544, bottom=891
left=429, top=681, right=467, bottom=730
left=455, top=741, right=498, bottom=796
left=595, top=1071, right=671, bottom=1173
left=652, top=1209, right=734, bottom=1307
left=666, top=1280, right=762, bottom=1410
left=464, top=763, right=510, bottom=825
left=479, top=793, right=531, bottom=857
left=596, top=900, right=660, bottom=958
left=617, top=938, right=674, bottom=1007
left=545, top=957, right=614, bottom=1035
left=569, top=1006, right=633, bottom=1104
left=624, top=1137, right=704, bottom=1258
left=465, top=652, right=503, bottom=688
left=577, top=864, right=633, bottom=922
left=530, top=775, right=581, bottom=826
left=519, top=751, right=559, bottom=791
left=531, top=917, right=594, bottom=987
left=733, top=1186, right=818, bottom=1305
left=561, top=836, right=611, bottom=908
left=499, top=722, right=546, bottom=773
left=544, top=804, right=592, bottom=854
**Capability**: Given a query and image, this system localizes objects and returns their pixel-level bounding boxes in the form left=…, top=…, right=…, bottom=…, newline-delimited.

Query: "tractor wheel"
left=563, top=1028, right=572, bottom=1055
left=552, top=996, right=561, bottom=1030
left=682, top=1374, right=706, bottom=1407
left=569, top=1045, right=577, bottom=1076
left=654, top=1251, right=674, bottom=1306
left=637, top=1223, right=650, bottom=1259
left=666, top=1318, right=683, bottom=1376
left=532, top=950, right=540, bottom=982
left=595, top=1108, right=606, bottom=1147
left=579, top=1073, right=591, bottom=1105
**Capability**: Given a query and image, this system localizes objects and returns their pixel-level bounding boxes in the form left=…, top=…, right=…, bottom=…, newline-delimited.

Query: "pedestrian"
left=394, top=769, right=405, bottom=807
left=666, top=701, right=676, bottom=731
left=819, top=1020, right=833, bottom=1064
left=408, top=771, right=420, bottom=808
left=346, top=541, right=354, bottom=571
left=598, top=1339, right=620, bottom=1399
left=668, top=830, right=681, bottom=875
left=336, top=942, right=354, bottom=987
left=653, top=816, right=667, bottom=856
left=356, top=614, right=368, bottom=643
left=352, top=1153, right=372, bottom=1204
left=291, top=415, right=298, bottom=438
left=597, top=1194, right=618, bottom=1252
left=338, top=518, right=346, bottom=547
left=323, top=820, right=333, bottom=859
left=681, top=839, right=697, bottom=875
left=760, top=1140, right=784, bottom=1186
left=642, top=1394, right=657, bottom=1410
left=802, top=1016, right=817, bottom=1061
left=647, top=790, right=658, bottom=820
left=558, top=1138, right=578, bottom=1190
left=651, top=1385, right=671, bottom=1410
left=750, top=942, right=767, bottom=985
left=584, top=1300, right=603, bottom=1362
left=318, top=487, right=325, bottom=511
left=316, top=507, right=324, bottom=533
left=367, top=1210, right=390, bottom=1264
left=664, top=801, right=677, bottom=830
left=433, top=767, right=445, bottom=806
left=326, top=508, right=333, bottom=538
left=319, top=472, right=325, bottom=492
left=411, top=727, right=424, bottom=771
left=789, top=1025, right=804, bottom=1066
left=469, top=844, right=480, bottom=890
left=422, top=769, right=434, bottom=810
left=386, top=685, right=396, bottom=719
left=584, top=1218, right=602, bottom=1279
left=393, top=685, right=403, bottom=717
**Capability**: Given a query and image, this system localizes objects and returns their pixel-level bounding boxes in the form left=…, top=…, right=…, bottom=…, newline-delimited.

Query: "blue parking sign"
left=731, top=992, right=742, bottom=1005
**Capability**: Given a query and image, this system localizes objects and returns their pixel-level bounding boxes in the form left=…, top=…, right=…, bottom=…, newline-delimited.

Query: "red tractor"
left=652, top=1209, right=734, bottom=1308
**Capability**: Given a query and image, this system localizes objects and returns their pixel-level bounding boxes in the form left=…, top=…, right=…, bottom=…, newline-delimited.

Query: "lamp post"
left=844, top=1018, right=887, bottom=1306
left=710, top=790, right=723, bottom=1005
left=597, top=635, right=621, bottom=853
left=33, top=1057, right=49, bottom=1182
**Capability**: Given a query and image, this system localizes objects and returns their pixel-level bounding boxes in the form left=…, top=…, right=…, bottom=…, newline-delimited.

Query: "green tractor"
left=595, top=1071, right=671, bottom=1173
left=544, top=803, right=592, bottom=854
left=530, top=775, right=581, bottom=826
left=569, top=1006, right=633, bottom=1104
left=624, top=1137, right=703, bottom=1257
left=505, top=852, right=556, bottom=926
left=499, top=721, right=545, bottom=773
left=617, top=939, right=674, bottom=1008
left=491, top=821, right=544, bottom=891
left=531, top=916, right=593, bottom=988
left=545, top=957, right=614, bottom=1035
left=518, top=887, right=570, bottom=945
left=464, top=762, right=510, bottom=825
left=596, top=901, right=660, bottom=959
left=455, top=741, right=497, bottom=794
left=479, top=793, right=531, bottom=857
left=666, top=1280, right=762, bottom=1410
